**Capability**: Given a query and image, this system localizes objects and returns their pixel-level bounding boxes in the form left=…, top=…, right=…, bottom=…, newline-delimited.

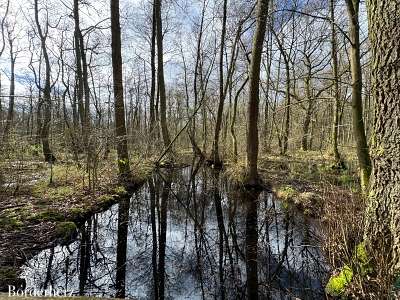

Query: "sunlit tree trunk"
left=365, top=0, right=400, bottom=283
left=345, top=0, right=371, bottom=191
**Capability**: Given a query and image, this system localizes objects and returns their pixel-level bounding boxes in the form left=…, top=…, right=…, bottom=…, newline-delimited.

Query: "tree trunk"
left=2, top=34, right=15, bottom=141
left=149, top=3, right=156, bottom=137
left=230, top=78, right=248, bottom=162
left=330, top=0, right=342, bottom=164
left=154, top=0, right=171, bottom=149
left=34, top=0, right=55, bottom=163
left=111, top=0, right=130, bottom=176
left=73, top=0, right=85, bottom=132
left=211, top=0, right=228, bottom=165
left=345, top=0, right=371, bottom=191
left=365, top=0, right=400, bottom=284
left=246, top=0, right=269, bottom=185
left=282, top=60, right=291, bottom=154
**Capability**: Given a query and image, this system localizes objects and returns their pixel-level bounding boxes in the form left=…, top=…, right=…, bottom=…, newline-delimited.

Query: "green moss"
left=338, top=174, right=354, bottom=186
left=0, top=215, right=23, bottom=229
left=98, top=194, right=114, bottom=204
left=326, top=265, right=353, bottom=297
left=114, top=185, right=127, bottom=196
left=33, top=184, right=74, bottom=201
left=354, top=242, right=373, bottom=276
left=55, top=221, right=77, bottom=239
left=276, top=185, right=298, bottom=201
left=28, top=210, right=65, bottom=222
left=69, top=207, right=85, bottom=219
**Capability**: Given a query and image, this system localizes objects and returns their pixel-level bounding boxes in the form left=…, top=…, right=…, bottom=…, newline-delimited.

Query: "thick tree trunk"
left=365, top=0, right=400, bottom=280
left=246, top=0, right=269, bottom=185
left=111, top=0, right=130, bottom=176
left=346, top=0, right=371, bottom=191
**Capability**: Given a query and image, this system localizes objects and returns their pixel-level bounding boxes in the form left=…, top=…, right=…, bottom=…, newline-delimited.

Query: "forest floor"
left=225, top=149, right=360, bottom=216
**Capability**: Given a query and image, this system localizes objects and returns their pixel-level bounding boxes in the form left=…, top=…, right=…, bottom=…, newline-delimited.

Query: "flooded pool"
left=22, top=163, right=328, bottom=299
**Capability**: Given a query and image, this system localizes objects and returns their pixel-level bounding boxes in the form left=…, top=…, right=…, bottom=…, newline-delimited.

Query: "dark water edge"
left=22, top=165, right=328, bottom=299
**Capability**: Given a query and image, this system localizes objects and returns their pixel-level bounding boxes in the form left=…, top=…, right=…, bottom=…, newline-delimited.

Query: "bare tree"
left=34, top=0, right=55, bottom=162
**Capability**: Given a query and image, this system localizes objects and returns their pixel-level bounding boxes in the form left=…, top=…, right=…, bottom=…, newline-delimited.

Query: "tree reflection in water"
left=22, top=163, right=328, bottom=299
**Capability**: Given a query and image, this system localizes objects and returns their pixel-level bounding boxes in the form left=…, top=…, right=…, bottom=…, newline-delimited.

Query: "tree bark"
left=73, top=0, right=85, bottom=132
left=34, top=0, right=55, bottom=163
left=149, top=2, right=157, bottom=137
left=154, top=0, right=171, bottom=149
left=365, top=0, right=400, bottom=281
left=111, top=0, right=130, bottom=176
left=345, top=0, right=371, bottom=191
left=330, top=0, right=342, bottom=164
left=246, top=0, right=269, bottom=185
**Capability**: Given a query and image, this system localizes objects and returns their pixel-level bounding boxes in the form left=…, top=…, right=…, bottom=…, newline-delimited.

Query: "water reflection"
left=22, top=163, right=327, bottom=299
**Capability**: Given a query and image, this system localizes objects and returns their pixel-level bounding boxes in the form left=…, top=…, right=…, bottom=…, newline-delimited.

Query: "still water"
left=22, top=163, right=328, bottom=299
